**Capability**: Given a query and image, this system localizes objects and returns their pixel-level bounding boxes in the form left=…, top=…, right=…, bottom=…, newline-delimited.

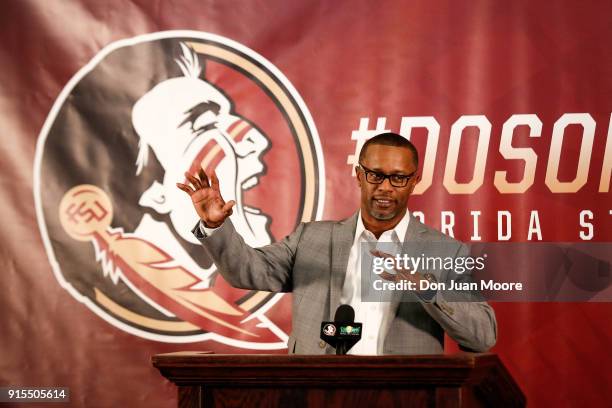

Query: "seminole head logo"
left=34, top=31, right=324, bottom=347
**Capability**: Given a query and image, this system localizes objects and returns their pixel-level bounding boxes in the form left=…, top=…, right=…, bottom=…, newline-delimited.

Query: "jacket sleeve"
left=420, top=243, right=498, bottom=352
left=193, top=219, right=305, bottom=292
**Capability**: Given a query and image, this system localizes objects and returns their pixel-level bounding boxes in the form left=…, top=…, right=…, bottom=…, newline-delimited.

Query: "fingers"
left=184, top=172, right=202, bottom=190
left=380, top=270, right=412, bottom=284
left=210, top=171, right=220, bottom=192
left=176, top=182, right=194, bottom=195
left=371, top=250, right=415, bottom=275
left=222, top=200, right=236, bottom=214
left=185, top=170, right=211, bottom=191
left=370, top=249, right=392, bottom=259
left=198, top=168, right=210, bottom=188
left=379, top=271, right=396, bottom=282
left=397, top=271, right=413, bottom=282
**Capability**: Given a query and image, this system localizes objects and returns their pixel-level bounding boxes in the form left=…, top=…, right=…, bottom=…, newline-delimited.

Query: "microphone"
left=334, top=304, right=355, bottom=323
left=320, top=304, right=362, bottom=355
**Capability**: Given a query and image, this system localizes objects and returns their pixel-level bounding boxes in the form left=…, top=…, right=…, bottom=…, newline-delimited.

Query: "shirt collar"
left=355, top=209, right=411, bottom=243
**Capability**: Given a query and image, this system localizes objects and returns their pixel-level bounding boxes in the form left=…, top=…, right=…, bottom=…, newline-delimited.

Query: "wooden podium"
left=152, top=352, right=525, bottom=407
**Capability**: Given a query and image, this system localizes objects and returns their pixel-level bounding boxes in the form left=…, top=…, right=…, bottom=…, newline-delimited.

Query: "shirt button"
left=319, top=340, right=326, bottom=348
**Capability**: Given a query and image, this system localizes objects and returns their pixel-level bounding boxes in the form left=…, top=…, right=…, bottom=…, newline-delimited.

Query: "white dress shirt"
left=340, top=210, right=411, bottom=355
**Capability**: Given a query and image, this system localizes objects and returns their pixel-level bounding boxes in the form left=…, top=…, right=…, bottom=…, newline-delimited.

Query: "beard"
left=368, top=202, right=401, bottom=220
left=368, top=208, right=400, bottom=220
left=367, top=195, right=405, bottom=221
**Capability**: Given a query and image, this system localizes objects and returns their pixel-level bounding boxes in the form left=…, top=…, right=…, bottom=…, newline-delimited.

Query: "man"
left=177, top=133, right=497, bottom=354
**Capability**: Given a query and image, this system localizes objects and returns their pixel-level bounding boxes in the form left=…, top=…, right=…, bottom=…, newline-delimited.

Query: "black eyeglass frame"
left=357, top=163, right=417, bottom=188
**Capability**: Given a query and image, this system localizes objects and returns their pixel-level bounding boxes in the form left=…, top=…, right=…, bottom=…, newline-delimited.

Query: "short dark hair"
left=358, top=132, right=418, bottom=166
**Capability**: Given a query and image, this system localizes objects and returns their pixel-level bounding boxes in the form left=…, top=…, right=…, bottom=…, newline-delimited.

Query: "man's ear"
left=355, top=166, right=362, bottom=186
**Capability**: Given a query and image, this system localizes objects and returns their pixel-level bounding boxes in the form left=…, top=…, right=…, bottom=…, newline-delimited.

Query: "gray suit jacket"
left=196, top=212, right=497, bottom=355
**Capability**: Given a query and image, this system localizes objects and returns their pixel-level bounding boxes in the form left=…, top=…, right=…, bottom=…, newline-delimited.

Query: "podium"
left=152, top=352, right=525, bottom=407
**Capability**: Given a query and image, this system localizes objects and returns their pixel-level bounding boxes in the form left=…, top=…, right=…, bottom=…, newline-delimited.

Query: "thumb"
left=222, top=200, right=236, bottom=214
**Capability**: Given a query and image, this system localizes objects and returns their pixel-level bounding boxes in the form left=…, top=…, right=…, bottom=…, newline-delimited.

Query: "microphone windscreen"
left=334, top=304, right=355, bottom=323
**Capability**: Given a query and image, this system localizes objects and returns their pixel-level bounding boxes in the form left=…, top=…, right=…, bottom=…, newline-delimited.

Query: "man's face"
left=356, top=144, right=419, bottom=222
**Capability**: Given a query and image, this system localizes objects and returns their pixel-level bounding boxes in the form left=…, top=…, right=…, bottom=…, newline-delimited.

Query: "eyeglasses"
left=358, top=163, right=416, bottom=187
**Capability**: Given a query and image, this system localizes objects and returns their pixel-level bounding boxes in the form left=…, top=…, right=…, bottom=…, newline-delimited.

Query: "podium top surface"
left=152, top=352, right=516, bottom=388
left=152, top=352, right=525, bottom=406
left=152, top=351, right=498, bottom=369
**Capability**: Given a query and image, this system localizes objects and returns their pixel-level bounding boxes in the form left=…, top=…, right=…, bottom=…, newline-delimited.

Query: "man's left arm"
left=420, top=244, right=497, bottom=352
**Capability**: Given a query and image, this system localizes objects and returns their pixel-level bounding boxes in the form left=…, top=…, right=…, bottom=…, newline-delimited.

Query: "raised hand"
left=176, top=168, right=235, bottom=228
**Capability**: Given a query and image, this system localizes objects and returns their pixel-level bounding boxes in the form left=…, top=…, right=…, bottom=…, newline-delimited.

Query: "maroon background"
left=1, top=0, right=611, bottom=406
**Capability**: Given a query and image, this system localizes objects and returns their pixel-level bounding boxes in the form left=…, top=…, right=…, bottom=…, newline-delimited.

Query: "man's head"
left=356, top=132, right=420, bottom=226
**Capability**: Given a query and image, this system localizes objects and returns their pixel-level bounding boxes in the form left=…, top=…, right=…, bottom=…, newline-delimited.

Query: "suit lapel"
left=329, top=213, right=358, bottom=320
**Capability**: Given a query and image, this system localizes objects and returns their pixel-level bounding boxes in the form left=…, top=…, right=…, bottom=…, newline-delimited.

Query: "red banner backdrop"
left=1, top=0, right=611, bottom=406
